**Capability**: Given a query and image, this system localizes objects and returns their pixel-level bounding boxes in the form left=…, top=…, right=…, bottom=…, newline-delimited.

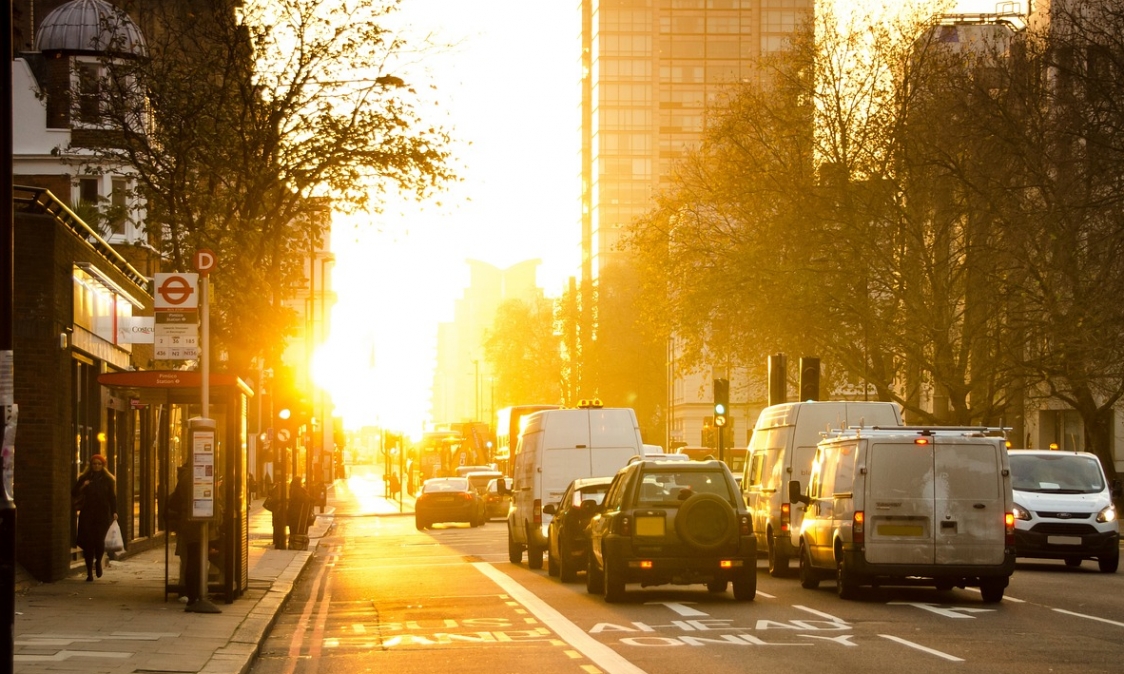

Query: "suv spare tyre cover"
left=674, top=493, right=737, bottom=552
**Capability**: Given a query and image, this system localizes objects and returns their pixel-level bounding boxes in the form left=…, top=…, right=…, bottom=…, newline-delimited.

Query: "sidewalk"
left=13, top=487, right=415, bottom=674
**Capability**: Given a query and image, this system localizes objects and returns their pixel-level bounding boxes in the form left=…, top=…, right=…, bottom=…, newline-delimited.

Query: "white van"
left=506, top=403, right=644, bottom=569
left=1008, top=449, right=1120, bottom=573
left=791, top=427, right=1016, bottom=602
left=741, top=400, right=903, bottom=576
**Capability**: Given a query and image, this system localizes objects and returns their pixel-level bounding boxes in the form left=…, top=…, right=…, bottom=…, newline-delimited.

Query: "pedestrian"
left=388, top=471, right=401, bottom=500
left=247, top=472, right=257, bottom=500
left=168, top=461, right=203, bottom=604
left=260, top=471, right=273, bottom=500
left=71, top=454, right=118, bottom=581
left=287, top=477, right=313, bottom=547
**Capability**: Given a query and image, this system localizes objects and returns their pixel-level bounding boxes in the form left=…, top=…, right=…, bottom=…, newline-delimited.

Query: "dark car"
left=483, top=477, right=513, bottom=520
left=544, top=476, right=613, bottom=582
left=415, top=477, right=486, bottom=530
left=587, top=459, right=757, bottom=602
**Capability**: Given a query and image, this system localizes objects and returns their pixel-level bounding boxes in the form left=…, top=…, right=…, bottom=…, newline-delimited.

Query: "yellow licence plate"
left=878, top=524, right=924, bottom=536
left=635, top=516, right=666, bottom=537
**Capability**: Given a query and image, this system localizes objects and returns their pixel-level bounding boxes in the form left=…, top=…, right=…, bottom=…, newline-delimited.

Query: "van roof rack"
left=823, top=425, right=1011, bottom=439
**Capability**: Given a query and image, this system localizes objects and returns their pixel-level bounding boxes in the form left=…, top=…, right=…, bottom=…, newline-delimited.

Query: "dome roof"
left=35, top=0, right=146, bottom=57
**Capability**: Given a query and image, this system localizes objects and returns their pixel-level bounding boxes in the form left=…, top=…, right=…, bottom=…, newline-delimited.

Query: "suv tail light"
left=780, top=502, right=791, bottom=532
left=1005, top=512, right=1015, bottom=546
left=620, top=515, right=632, bottom=537
left=533, top=499, right=542, bottom=525
left=739, top=514, right=751, bottom=536
left=853, top=510, right=865, bottom=545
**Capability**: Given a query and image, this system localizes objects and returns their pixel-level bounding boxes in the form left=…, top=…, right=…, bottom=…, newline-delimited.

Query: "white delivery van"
left=506, top=402, right=644, bottom=569
left=791, top=427, right=1016, bottom=602
left=1008, top=449, right=1120, bottom=573
left=741, top=400, right=903, bottom=576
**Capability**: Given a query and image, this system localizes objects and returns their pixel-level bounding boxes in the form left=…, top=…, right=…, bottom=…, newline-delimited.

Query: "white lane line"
left=473, top=563, right=649, bottom=674
left=792, top=605, right=847, bottom=623
left=879, top=634, right=964, bottom=662
left=1053, top=608, right=1124, bottom=628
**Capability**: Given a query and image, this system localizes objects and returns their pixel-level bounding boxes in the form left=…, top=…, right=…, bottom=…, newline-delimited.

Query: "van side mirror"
left=1112, top=479, right=1122, bottom=499
left=788, top=480, right=811, bottom=506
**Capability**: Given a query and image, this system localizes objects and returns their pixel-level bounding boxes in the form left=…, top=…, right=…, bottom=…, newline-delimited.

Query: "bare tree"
left=75, top=0, right=454, bottom=372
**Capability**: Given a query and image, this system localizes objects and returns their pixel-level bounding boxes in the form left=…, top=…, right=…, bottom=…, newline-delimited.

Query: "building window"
left=110, top=179, right=129, bottom=235
left=77, top=61, right=102, bottom=124
left=79, top=177, right=100, bottom=205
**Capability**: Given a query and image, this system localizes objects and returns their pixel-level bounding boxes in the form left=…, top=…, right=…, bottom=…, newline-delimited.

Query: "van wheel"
left=507, top=526, right=523, bottom=564
left=1099, top=551, right=1119, bottom=573
left=603, top=553, right=626, bottom=603
left=799, top=545, right=820, bottom=589
left=935, top=578, right=955, bottom=592
left=837, top=558, right=860, bottom=600
left=733, top=567, right=757, bottom=601
left=768, top=534, right=790, bottom=578
left=1064, top=557, right=1081, bottom=568
left=586, top=553, right=604, bottom=594
left=979, top=579, right=1006, bottom=603
left=707, top=579, right=728, bottom=593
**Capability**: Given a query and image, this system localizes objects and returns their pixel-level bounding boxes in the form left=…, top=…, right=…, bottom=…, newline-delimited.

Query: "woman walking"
left=72, top=454, right=118, bottom=581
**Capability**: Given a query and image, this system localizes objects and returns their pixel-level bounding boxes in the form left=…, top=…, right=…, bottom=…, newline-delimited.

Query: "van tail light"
left=853, top=511, right=865, bottom=545
left=1005, top=512, right=1016, bottom=546
left=620, top=515, right=632, bottom=537
left=533, top=499, right=542, bottom=526
left=780, top=502, right=791, bottom=533
left=739, top=514, right=751, bottom=536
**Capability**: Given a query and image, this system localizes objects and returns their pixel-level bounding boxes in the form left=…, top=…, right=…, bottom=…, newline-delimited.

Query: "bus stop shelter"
left=97, top=370, right=252, bottom=604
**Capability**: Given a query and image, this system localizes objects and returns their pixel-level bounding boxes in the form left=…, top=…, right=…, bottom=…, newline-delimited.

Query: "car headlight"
left=1012, top=503, right=1032, bottom=521
left=1097, top=504, right=1116, bottom=523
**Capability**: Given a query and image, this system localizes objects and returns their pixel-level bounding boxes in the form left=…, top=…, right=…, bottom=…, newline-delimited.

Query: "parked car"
left=415, top=477, right=486, bottom=530
left=484, top=477, right=513, bottom=520
left=1008, top=449, right=1120, bottom=573
left=544, top=476, right=614, bottom=582
left=586, top=459, right=757, bottom=602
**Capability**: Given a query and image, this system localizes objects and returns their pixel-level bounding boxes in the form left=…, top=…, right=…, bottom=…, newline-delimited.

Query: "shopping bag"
left=105, top=520, right=125, bottom=552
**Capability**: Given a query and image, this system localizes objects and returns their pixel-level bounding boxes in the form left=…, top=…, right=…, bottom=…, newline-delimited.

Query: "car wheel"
left=979, top=578, right=1006, bottom=603
left=732, top=566, right=757, bottom=601
left=559, top=538, right=578, bottom=583
left=527, top=527, right=544, bottom=570
left=586, top=552, right=604, bottom=594
left=837, top=557, right=860, bottom=600
left=706, top=579, right=728, bottom=593
left=603, top=552, right=626, bottom=603
left=507, top=525, right=523, bottom=565
left=415, top=516, right=426, bottom=531
left=547, top=544, right=560, bottom=577
left=469, top=516, right=480, bottom=528
left=799, top=545, right=820, bottom=589
left=1099, top=550, right=1119, bottom=574
left=768, top=533, right=790, bottom=578
left=674, top=493, right=737, bottom=552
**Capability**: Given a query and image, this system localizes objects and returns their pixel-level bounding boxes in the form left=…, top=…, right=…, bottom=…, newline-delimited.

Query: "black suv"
left=586, top=459, right=757, bottom=602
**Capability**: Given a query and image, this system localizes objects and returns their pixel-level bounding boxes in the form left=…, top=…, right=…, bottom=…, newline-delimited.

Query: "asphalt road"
left=250, top=472, right=1124, bottom=674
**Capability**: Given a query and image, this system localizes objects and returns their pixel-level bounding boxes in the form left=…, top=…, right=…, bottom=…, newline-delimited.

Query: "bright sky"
left=313, top=0, right=1012, bottom=434
left=316, top=1, right=580, bottom=434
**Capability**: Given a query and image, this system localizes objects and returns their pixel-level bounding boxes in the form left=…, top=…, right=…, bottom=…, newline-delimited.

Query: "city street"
left=250, top=466, right=1124, bottom=674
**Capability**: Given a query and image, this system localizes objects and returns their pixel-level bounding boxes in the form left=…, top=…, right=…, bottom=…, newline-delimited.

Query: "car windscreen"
left=424, top=478, right=470, bottom=493
left=637, top=470, right=733, bottom=504
left=1010, top=454, right=1106, bottom=493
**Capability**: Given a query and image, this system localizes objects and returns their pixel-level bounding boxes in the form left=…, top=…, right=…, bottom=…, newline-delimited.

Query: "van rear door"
left=865, top=439, right=937, bottom=565
left=933, top=440, right=1006, bottom=565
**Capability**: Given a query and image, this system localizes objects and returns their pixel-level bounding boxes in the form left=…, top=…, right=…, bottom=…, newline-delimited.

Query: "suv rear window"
left=637, top=469, right=733, bottom=505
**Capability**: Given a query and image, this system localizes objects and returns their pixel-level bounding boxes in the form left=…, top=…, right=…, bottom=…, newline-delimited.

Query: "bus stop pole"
left=187, top=271, right=220, bottom=613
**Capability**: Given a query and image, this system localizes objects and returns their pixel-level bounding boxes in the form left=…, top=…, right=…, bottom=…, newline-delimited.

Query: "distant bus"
left=494, top=404, right=559, bottom=475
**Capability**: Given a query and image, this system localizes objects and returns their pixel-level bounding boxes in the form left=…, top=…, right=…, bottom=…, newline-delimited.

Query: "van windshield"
left=1010, top=454, right=1106, bottom=494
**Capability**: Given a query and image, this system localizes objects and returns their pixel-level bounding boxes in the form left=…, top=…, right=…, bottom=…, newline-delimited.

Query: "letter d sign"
left=194, top=249, right=217, bottom=277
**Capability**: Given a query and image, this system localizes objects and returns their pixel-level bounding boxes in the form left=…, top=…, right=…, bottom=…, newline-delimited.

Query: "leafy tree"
left=483, top=297, right=564, bottom=410
left=75, top=0, right=454, bottom=373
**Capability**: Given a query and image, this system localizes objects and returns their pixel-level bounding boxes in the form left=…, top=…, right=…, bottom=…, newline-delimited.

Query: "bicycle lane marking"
left=473, top=562, right=649, bottom=674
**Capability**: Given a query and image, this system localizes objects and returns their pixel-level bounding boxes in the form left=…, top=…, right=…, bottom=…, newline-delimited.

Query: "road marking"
left=1053, top=608, right=1124, bottom=628
left=793, top=605, right=847, bottom=623
left=646, top=601, right=708, bottom=616
left=474, top=563, right=649, bottom=674
left=888, top=603, right=995, bottom=619
left=16, top=650, right=132, bottom=662
left=879, top=634, right=964, bottom=662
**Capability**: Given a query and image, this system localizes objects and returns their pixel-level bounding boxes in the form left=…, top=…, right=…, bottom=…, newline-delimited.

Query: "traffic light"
left=799, top=357, right=820, bottom=402
left=713, top=378, right=729, bottom=428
